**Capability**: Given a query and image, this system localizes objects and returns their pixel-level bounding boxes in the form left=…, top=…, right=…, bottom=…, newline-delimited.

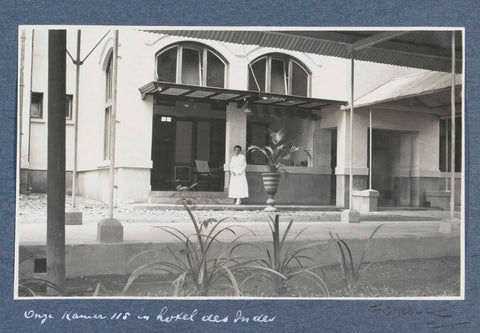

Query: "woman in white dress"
left=228, top=145, right=249, bottom=205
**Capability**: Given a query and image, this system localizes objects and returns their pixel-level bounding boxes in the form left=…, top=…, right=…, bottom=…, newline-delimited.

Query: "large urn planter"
left=248, top=129, right=311, bottom=212
left=262, top=172, right=281, bottom=211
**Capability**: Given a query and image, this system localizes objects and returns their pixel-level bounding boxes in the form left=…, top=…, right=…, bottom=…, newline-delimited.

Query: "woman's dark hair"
left=234, top=145, right=242, bottom=151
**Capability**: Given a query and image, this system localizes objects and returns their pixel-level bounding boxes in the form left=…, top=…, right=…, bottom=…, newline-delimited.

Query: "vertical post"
left=19, top=30, right=26, bottom=191
left=47, top=29, right=66, bottom=293
left=109, top=30, right=119, bottom=218
left=97, top=29, right=123, bottom=243
left=28, top=30, right=35, bottom=166
left=369, top=109, right=372, bottom=190
left=349, top=54, right=354, bottom=209
left=341, top=51, right=360, bottom=222
left=445, top=117, right=449, bottom=190
left=72, top=30, right=81, bottom=208
left=450, top=31, right=456, bottom=218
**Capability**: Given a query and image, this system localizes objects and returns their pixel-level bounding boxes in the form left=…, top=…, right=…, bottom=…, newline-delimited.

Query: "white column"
left=335, top=111, right=348, bottom=207
left=224, top=103, right=247, bottom=189
left=313, top=124, right=332, bottom=168
left=450, top=31, right=456, bottom=218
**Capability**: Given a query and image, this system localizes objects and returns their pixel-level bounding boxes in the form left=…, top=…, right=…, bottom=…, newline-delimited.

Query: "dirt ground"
left=16, top=193, right=445, bottom=224
left=16, top=193, right=342, bottom=224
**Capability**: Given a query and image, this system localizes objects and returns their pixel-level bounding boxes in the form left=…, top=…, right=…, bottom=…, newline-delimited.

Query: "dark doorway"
left=330, top=128, right=337, bottom=205
left=246, top=121, right=269, bottom=165
left=151, top=115, right=175, bottom=190
left=151, top=115, right=226, bottom=191
left=368, top=129, right=401, bottom=206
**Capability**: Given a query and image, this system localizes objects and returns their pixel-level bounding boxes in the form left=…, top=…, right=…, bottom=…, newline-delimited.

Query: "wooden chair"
left=194, top=160, right=211, bottom=191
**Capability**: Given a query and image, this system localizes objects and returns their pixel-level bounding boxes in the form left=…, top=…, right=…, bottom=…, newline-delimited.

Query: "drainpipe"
left=450, top=31, right=456, bottom=218
left=27, top=30, right=35, bottom=190
left=19, top=30, right=25, bottom=190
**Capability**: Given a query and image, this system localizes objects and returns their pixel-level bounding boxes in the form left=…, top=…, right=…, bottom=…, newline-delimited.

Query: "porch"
left=143, top=81, right=344, bottom=206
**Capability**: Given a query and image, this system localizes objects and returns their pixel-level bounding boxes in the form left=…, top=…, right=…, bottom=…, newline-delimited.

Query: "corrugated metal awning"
left=344, top=71, right=462, bottom=115
left=139, top=81, right=346, bottom=117
left=144, top=29, right=462, bottom=73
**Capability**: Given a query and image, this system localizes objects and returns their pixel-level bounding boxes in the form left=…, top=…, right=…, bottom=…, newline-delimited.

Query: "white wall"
left=76, top=29, right=114, bottom=172
left=27, top=29, right=77, bottom=171
left=23, top=28, right=443, bottom=204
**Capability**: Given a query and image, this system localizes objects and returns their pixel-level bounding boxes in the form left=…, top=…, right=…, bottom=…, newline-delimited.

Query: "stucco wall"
left=27, top=29, right=77, bottom=172
left=22, top=28, right=454, bottom=207
left=244, top=171, right=331, bottom=205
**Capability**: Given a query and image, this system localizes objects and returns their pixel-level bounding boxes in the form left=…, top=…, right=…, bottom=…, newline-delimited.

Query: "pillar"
left=224, top=103, right=247, bottom=190
left=393, top=133, right=413, bottom=206
left=335, top=110, right=368, bottom=208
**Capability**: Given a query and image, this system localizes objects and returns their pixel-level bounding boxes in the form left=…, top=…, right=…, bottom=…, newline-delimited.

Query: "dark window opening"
left=30, top=92, right=43, bottom=118
left=207, top=50, right=225, bottom=88
left=270, top=58, right=287, bottom=94
left=66, top=94, right=73, bottom=120
left=439, top=117, right=462, bottom=172
left=104, top=106, right=111, bottom=160
left=181, top=48, right=200, bottom=85
left=249, top=57, right=266, bottom=91
left=291, top=61, right=308, bottom=96
left=105, top=55, right=113, bottom=101
left=157, top=46, right=177, bottom=83
left=34, top=258, right=47, bottom=273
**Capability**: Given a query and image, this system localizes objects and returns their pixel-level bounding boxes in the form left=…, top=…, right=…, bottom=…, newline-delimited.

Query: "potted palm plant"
left=248, top=129, right=311, bottom=211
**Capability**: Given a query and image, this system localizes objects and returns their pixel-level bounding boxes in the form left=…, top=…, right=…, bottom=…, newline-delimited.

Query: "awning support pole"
left=445, top=117, right=449, bottom=190
left=369, top=109, right=372, bottom=190
left=349, top=53, right=354, bottom=209
left=450, top=31, right=456, bottom=218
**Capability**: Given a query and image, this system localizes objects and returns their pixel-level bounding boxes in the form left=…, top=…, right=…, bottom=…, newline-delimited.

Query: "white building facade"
left=18, top=28, right=462, bottom=208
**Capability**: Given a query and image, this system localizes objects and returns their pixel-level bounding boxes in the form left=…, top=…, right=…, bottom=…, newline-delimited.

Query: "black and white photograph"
left=15, top=27, right=463, bottom=300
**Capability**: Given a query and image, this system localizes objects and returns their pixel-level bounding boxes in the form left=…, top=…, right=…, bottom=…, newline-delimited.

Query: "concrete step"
left=149, top=190, right=227, bottom=198
left=134, top=203, right=342, bottom=211
left=148, top=191, right=232, bottom=204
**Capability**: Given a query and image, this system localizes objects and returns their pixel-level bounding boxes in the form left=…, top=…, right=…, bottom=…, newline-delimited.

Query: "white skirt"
left=228, top=173, right=249, bottom=198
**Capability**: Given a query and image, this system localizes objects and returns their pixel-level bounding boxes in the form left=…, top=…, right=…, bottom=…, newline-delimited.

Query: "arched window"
left=248, top=54, right=310, bottom=97
left=156, top=43, right=227, bottom=88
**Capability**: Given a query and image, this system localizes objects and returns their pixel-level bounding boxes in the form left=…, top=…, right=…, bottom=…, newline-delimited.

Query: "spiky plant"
left=121, top=185, right=255, bottom=297
left=241, top=215, right=329, bottom=296
left=329, top=224, right=384, bottom=290
left=247, top=129, right=311, bottom=173
left=18, top=278, right=64, bottom=297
